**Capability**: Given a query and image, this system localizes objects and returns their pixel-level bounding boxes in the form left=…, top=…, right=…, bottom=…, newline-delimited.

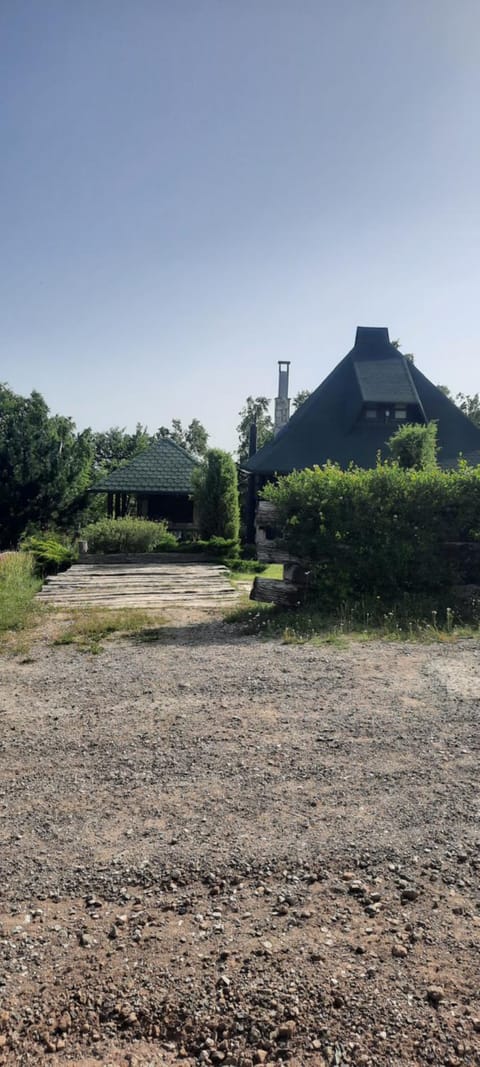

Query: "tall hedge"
left=193, top=449, right=240, bottom=543
left=262, top=462, right=480, bottom=602
left=388, top=422, right=438, bottom=469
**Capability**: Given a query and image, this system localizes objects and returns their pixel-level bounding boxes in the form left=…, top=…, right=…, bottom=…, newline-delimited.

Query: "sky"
left=1, top=0, right=480, bottom=452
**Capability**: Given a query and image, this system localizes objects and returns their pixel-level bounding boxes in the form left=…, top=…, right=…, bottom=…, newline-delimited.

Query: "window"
left=365, top=408, right=377, bottom=419
left=395, top=406, right=407, bottom=420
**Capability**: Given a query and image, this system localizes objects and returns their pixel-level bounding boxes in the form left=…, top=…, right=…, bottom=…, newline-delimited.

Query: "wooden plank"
left=250, top=577, right=302, bottom=606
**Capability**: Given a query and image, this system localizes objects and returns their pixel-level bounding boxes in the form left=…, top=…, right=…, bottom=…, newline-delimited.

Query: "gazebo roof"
left=244, top=327, right=480, bottom=473
left=90, top=437, right=198, bottom=495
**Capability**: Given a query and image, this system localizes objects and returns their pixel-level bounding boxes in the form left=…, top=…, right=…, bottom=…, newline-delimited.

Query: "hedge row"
left=262, top=462, right=480, bottom=602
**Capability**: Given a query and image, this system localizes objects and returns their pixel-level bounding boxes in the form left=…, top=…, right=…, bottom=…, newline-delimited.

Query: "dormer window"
left=361, top=403, right=414, bottom=424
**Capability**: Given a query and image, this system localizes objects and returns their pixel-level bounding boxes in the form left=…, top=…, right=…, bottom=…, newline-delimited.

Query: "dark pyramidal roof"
left=245, top=327, right=480, bottom=474
left=91, top=437, right=198, bottom=495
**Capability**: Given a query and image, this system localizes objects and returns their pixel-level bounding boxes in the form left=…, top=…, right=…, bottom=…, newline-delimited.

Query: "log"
left=250, top=577, right=302, bottom=606
left=256, top=500, right=278, bottom=525
left=256, top=544, right=301, bottom=564
left=283, top=562, right=310, bottom=586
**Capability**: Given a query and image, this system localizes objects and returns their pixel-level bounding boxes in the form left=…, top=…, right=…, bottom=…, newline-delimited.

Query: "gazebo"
left=90, top=437, right=199, bottom=533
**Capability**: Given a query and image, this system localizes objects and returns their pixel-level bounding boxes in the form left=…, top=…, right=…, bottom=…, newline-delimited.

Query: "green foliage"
left=437, top=386, right=480, bottom=429
left=388, top=422, right=438, bottom=470
left=90, top=424, right=151, bottom=476
left=82, top=517, right=177, bottom=554
left=0, top=553, right=41, bottom=632
left=226, top=557, right=267, bottom=573
left=225, top=597, right=474, bottom=642
left=455, top=392, right=480, bottom=429
left=262, top=461, right=480, bottom=605
left=53, top=607, right=165, bottom=653
left=292, top=390, right=311, bottom=411
left=176, top=537, right=240, bottom=557
left=156, top=418, right=209, bottom=457
left=237, top=397, right=274, bottom=463
left=0, top=385, right=93, bottom=549
left=391, top=339, right=414, bottom=362
left=20, top=533, right=76, bottom=575
left=193, top=449, right=240, bottom=543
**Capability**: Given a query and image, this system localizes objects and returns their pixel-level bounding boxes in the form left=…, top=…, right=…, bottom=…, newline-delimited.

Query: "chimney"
left=274, top=361, right=290, bottom=435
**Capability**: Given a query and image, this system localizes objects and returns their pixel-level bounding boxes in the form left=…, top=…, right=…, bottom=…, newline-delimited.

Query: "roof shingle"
left=90, top=438, right=198, bottom=494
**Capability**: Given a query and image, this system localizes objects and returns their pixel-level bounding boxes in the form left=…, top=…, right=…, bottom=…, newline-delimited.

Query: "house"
left=244, top=327, right=480, bottom=476
left=90, top=437, right=198, bottom=533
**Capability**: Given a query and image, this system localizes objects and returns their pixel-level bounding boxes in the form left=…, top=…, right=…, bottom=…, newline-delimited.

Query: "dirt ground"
left=0, top=611, right=479, bottom=1067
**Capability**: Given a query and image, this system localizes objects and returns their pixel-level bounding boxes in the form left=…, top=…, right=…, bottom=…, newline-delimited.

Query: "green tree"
left=91, top=423, right=150, bottom=475
left=391, top=339, right=414, bottom=363
left=0, top=385, right=93, bottom=548
left=388, top=422, right=438, bottom=470
left=292, top=389, right=311, bottom=411
left=193, top=449, right=240, bottom=542
left=437, top=386, right=480, bottom=429
left=454, top=392, right=480, bottom=428
left=155, top=418, right=209, bottom=457
left=237, top=397, right=274, bottom=462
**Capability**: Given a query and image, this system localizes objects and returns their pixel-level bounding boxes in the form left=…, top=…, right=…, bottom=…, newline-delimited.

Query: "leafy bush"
left=0, top=553, right=41, bottom=632
left=21, top=533, right=76, bottom=575
left=82, top=517, right=177, bottom=554
left=226, top=557, right=267, bottom=573
left=176, top=537, right=240, bottom=557
left=388, top=422, right=438, bottom=469
left=262, top=461, right=480, bottom=605
left=193, top=449, right=240, bottom=542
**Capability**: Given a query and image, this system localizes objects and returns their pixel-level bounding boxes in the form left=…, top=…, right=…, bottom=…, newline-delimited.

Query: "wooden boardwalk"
left=36, top=560, right=239, bottom=609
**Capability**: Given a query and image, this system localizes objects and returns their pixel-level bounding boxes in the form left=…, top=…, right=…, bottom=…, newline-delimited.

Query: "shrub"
left=82, top=517, right=177, bottom=554
left=21, top=533, right=76, bottom=575
left=0, top=552, right=40, bottom=632
left=388, top=422, right=438, bottom=469
left=193, top=449, right=240, bottom=543
left=176, top=537, right=240, bottom=557
left=225, top=557, right=267, bottom=573
left=262, top=461, right=480, bottom=605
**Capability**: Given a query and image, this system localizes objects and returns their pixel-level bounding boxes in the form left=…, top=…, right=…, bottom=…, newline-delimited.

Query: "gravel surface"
left=0, top=617, right=479, bottom=1066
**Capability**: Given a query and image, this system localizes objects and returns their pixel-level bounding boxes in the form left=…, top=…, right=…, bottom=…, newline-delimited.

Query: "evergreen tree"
left=193, top=449, right=240, bottom=541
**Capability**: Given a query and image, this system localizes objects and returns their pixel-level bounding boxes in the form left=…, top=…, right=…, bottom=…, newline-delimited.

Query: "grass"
left=53, top=607, right=166, bottom=653
left=0, top=552, right=41, bottom=642
left=228, top=562, right=283, bottom=584
left=225, top=595, right=480, bottom=645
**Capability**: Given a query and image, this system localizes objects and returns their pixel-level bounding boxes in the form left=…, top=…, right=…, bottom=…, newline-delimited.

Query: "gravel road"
left=0, top=618, right=479, bottom=1066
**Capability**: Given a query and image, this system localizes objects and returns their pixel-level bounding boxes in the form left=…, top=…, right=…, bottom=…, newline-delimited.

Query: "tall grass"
left=0, top=552, right=41, bottom=633
left=225, top=594, right=480, bottom=644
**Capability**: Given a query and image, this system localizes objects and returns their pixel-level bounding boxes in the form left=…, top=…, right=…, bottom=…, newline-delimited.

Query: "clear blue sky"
left=1, top=0, right=479, bottom=451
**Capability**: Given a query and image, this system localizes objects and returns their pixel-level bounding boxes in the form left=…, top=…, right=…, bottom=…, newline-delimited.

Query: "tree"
left=453, top=392, right=480, bottom=428
left=437, top=386, right=480, bottom=429
left=155, top=418, right=209, bottom=457
left=237, top=397, right=274, bottom=463
left=193, top=449, right=240, bottom=542
left=292, top=389, right=311, bottom=411
left=91, top=424, right=150, bottom=475
left=391, top=339, right=414, bottom=363
left=388, top=422, right=438, bottom=470
left=0, top=385, right=93, bottom=548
